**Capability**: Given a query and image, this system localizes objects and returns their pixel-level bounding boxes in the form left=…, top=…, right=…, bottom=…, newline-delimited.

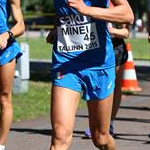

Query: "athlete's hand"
left=108, top=26, right=116, bottom=37
left=0, top=32, right=9, bottom=50
left=46, top=28, right=57, bottom=44
left=67, top=0, right=88, bottom=15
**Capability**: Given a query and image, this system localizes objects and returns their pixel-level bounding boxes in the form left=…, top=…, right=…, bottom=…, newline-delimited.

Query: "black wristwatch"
left=7, top=31, right=14, bottom=40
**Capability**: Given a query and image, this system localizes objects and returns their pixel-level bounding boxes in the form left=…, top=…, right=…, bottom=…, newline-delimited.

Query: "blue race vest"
left=52, top=0, right=115, bottom=71
left=0, top=0, right=10, bottom=34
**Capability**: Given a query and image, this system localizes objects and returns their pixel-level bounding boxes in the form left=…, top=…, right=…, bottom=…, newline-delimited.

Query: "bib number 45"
left=84, top=32, right=96, bottom=41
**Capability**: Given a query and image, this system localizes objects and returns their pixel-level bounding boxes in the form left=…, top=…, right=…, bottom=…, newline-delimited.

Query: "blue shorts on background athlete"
left=0, top=39, right=22, bottom=65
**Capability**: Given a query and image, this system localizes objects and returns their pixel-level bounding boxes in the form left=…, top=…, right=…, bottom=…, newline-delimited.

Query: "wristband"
left=7, top=31, right=14, bottom=40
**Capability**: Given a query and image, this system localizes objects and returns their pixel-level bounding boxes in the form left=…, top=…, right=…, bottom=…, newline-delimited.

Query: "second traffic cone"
left=121, top=43, right=142, bottom=92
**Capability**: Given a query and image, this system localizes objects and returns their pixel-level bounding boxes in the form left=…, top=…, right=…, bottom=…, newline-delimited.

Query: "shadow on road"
left=114, top=133, right=150, bottom=143
left=115, top=117, right=150, bottom=123
left=120, top=106, right=150, bottom=111
left=136, top=66, right=150, bottom=82
left=10, top=128, right=85, bottom=138
left=10, top=128, right=52, bottom=136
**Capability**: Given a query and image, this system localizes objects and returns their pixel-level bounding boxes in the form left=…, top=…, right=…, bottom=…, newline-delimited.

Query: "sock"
left=0, top=145, right=5, bottom=150
left=110, top=120, right=114, bottom=126
left=109, top=120, right=114, bottom=135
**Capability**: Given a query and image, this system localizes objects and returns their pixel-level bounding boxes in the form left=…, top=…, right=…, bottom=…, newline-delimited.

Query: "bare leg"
left=87, top=93, right=116, bottom=150
left=49, top=86, right=80, bottom=150
left=0, top=59, right=15, bottom=145
left=111, top=65, right=124, bottom=120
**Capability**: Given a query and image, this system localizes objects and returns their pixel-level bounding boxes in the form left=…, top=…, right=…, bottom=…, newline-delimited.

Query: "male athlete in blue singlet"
left=0, top=1, right=24, bottom=150
left=47, top=0, right=134, bottom=150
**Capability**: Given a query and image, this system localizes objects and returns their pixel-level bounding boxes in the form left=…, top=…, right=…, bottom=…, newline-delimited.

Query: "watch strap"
left=7, top=31, right=14, bottom=40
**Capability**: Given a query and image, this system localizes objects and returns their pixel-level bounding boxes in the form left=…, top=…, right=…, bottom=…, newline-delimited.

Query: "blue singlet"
left=52, top=0, right=115, bottom=71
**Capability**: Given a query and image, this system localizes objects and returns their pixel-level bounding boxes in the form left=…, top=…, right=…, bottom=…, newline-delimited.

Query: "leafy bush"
left=22, top=0, right=55, bottom=13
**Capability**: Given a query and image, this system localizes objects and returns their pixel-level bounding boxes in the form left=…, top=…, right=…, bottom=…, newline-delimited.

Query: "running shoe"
left=84, top=129, right=91, bottom=138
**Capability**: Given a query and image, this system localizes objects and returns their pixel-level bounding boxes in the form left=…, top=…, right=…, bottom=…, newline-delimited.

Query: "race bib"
left=57, top=22, right=100, bottom=52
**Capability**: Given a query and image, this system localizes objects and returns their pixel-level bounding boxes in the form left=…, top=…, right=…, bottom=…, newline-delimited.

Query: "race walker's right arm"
left=67, top=0, right=134, bottom=24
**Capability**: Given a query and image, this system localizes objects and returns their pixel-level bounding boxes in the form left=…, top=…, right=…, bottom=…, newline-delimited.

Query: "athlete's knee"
left=0, top=91, right=11, bottom=108
left=92, top=132, right=110, bottom=148
left=52, top=126, right=72, bottom=147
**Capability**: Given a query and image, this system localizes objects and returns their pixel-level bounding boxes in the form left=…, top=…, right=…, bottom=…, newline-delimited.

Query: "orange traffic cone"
left=121, top=43, right=142, bottom=92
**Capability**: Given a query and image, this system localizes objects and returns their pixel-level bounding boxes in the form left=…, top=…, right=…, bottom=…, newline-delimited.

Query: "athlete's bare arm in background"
left=0, top=0, right=25, bottom=50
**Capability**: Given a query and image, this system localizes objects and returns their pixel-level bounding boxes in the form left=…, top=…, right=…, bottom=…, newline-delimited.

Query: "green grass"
left=17, top=37, right=53, bottom=60
left=17, top=37, right=150, bottom=61
left=12, top=81, right=86, bottom=122
left=126, top=38, right=150, bottom=60
left=13, top=81, right=50, bottom=121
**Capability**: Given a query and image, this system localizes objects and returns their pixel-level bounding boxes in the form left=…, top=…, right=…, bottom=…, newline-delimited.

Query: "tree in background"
left=21, top=0, right=54, bottom=13
left=41, top=0, right=55, bottom=13
left=128, top=0, right=146, bottom=19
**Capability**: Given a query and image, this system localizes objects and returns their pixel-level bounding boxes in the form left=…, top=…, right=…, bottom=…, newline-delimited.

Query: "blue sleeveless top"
left=0, top=0, right=10, bottom=34
left=52, top=0, right=115, bottom=71
left=0, top=0, right=22, bottom=65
